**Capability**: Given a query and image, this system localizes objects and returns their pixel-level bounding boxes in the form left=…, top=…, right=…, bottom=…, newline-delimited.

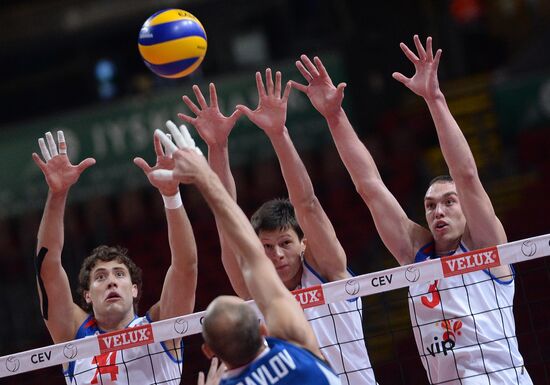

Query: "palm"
left=250, top=97, right=287, bottom=135
left=193, top=107, right=235, bottom=146
left=305, top=76, right=342, bottom=118
left=42, top=156, right=85, bottom=193
left=405, top=63, right=440, bottom=99
left=393, top=36, right=442, bottom=101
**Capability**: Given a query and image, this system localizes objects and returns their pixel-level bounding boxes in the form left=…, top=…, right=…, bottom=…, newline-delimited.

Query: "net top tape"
left=1, top=233, right=548, bottom=377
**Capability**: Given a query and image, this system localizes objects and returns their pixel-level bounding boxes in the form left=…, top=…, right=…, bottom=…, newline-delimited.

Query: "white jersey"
left=64, top=314, right=183, bottom=385
left=408, top=242, right=532, bottom=385
left=300, top=260, right=377, bottom=385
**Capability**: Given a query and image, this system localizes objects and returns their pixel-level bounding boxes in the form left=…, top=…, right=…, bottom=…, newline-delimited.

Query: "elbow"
left=292, top=195, right=321, bottom=213
left=450, top=161, right=478, bottom=185
left=356, top=179, right=381, bottom=206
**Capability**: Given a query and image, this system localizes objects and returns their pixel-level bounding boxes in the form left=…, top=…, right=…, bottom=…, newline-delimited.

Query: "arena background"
left=0, top=0, right=549, bottom=384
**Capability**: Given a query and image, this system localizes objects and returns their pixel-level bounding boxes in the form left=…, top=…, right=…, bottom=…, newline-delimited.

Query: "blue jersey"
left=221, top=337, right=340, bottom=385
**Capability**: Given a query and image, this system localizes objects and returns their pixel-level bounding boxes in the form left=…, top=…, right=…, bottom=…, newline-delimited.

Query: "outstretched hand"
left=236, top=68, right=291, bottom=136
left=179, top=83, right=242, bottom=147
left=290, top=55, right=346, bottom=120
left=392, top=35, right=442, bottom=101
left=134, top=121, right=181, bottom=196
left=150, top=122, right=210, bottom=186
left=32, top=131, right=95, bottom=193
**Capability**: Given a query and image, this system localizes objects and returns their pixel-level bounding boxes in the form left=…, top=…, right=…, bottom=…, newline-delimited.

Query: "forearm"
left=196, top=171, right=264, bottom=271
left=37, top=191, right=68, bottom=259
left=165, top=205, right=198, bottom=273
left=206, top=143, right=250, bottom=297
left=268, top=128, right=316, bottom=207
left=207, top=142, right=236, bottom=200
left=425, top=93, right=477, bottom=179
left=325, top=109, right=384, bottom=201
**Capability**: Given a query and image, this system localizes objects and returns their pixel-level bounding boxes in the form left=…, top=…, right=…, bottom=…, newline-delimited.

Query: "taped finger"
left=164, top=133, right=175, bottom=157
left=38, top=138, right=52, bottom=162
left=165, top=120, right=187, bottom=149
left=57, top=131, right=67, bottom=155
left=45, top=132, right=59, bottom=157
left=155, top=129, right=178, bottom=154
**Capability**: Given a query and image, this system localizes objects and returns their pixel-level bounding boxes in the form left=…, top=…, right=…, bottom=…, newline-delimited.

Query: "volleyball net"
left=1, top=233, right=549, bottom=383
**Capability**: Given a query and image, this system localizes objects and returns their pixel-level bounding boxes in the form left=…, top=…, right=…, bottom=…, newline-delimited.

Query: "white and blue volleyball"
left=138, top=9, right=207, bottom=78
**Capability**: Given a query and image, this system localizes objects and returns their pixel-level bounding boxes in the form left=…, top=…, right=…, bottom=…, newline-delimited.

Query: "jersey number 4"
left=91, top=351, right=119, bottom=384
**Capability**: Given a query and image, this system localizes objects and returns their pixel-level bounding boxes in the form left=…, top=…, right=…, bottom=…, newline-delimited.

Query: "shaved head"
left=202, top=296, right=263, bottom=367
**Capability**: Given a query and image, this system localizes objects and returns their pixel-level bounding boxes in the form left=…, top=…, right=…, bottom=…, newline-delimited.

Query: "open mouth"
left=434, top=221, right=448, bottom=231
left=106, top=292, right=121, bottom=301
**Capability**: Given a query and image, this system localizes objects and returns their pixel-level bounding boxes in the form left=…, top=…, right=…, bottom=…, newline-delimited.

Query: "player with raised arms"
left=151, top=124, right=341, bottom=385
left=177, top=75, right=377, bottom=384
left=289, top=36, right=532, bottom=384
left=32, top=124, right=198, bottom=384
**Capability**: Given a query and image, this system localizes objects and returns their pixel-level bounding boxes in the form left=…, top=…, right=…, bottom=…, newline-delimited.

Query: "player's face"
left=424, top=181, right=466, bottom=249
left=85, top=260, right=137, bottom=320
left=259, top=228, right=305, bottom=289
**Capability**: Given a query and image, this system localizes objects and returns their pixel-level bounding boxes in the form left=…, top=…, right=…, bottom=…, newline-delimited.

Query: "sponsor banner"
left=440, top=247, right=500, bottom=277
left=292, top=285, right=325, bottom=309
left=98, top=324, right=153, bottom=354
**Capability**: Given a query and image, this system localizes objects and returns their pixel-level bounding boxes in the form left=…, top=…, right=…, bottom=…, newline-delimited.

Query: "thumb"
left=235, top=104, right=254, bottom=118
left=133, top=157, right=152, bottom=173
left=77, top=158, right=96, bottom=173
left=288, top=80, right=308, bottom=94
left=392, top=72, right=409, bottom=85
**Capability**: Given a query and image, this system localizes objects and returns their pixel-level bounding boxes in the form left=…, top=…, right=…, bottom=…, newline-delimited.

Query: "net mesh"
left=1, top=234, right=549, bottom=385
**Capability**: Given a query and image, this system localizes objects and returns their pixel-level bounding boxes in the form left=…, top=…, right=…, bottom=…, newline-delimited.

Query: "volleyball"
left=138, top=9, right=207, bottom=78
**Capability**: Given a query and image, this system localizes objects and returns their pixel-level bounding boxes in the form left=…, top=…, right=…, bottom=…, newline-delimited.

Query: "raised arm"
left=178, top=83, right=250, bottom=298
left=32, top=131, right=95, bottom=342
left=152, top=130, right=322, bottom=358
left=134, top=123, right=198, bottom=321
left=291, top=55, right=431, bottom=265
left=393, top=36, right=506, bottom=248
left=236, top=69, right=347, bottom=280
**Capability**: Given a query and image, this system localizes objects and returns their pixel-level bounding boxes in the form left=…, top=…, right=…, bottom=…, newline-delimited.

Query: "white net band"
left=1, top=233, right=548, bottom=378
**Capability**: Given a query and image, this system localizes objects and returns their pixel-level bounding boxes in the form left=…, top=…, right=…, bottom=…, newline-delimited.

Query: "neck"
left=95, top=311, right=136, bottom=332
left=225, top=343, right=268, bottom=371
left=434, top=238, right=461, bottom=256
left=284, top=265, right=303, bottom=291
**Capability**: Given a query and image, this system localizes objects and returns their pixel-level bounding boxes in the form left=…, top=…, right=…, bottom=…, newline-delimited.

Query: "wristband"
left=162, top=191, right=183, bottom=209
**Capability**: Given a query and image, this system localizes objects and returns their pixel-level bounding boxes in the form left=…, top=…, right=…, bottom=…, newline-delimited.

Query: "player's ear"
left=300, top=237, right=307, bottom=255
left=259, top=321, right=269, bottom=337
left=201, top=343, right=215, bottom=359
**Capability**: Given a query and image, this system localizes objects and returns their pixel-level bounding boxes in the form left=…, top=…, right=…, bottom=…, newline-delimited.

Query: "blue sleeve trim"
left=414, top=241, right=435, bottom=263
left=303, top=259, right=357, bottom=303
left=482, top=264, right=515, bottom=285
left=145, top=312, right=185, bottom=363
left=303, top=258, right=328, bottom=283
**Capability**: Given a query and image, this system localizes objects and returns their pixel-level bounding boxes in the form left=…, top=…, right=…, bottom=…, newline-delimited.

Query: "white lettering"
left=269, top=356, right=289, bottom=377
left=238, top=350, right=296, bottom=384
left=445, top=259, right=457, bottom=271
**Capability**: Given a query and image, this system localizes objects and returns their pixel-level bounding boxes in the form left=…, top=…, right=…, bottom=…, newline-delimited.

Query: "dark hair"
left=77, top=245, right=143, bottom=314
left=202, top=300, right=263, bottom=367
left=250, top=198, right=304, bottom=240
left=428, top=175, right=454, bottom=187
